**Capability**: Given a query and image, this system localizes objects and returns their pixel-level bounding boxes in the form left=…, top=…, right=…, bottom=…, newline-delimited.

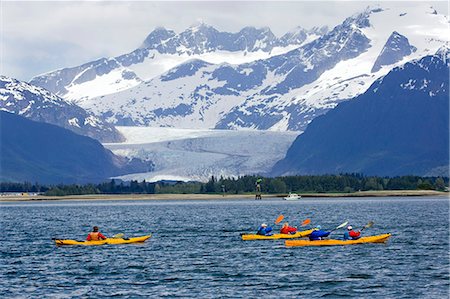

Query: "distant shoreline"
left=0, top=190, right=447, bottom=202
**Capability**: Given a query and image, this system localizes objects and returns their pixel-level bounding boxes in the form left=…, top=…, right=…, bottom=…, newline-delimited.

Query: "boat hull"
left=242, top=229, right=313, bottom=241
left=54, top=235, right=151, bottom=246
left=284, top=193, right=301, bottom=200
left=285, top=234, right=391, bottom=247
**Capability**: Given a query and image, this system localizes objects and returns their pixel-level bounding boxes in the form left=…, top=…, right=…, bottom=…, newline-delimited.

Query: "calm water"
left=0, top=196, right=448, bottom=298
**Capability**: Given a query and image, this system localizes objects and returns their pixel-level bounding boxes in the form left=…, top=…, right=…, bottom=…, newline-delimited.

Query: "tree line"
left=0, top=174, right=448, bottom=196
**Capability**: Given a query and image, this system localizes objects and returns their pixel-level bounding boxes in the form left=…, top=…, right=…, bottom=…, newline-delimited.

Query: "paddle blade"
left=335, top=220, right=349, bottom=230
left=362, top=221, right=374, bottom=230
left=275, top=215, right=284, bottom=224
left=113, top=233, right=124, bottom=238
left=301, top=219, right=311, bottom=227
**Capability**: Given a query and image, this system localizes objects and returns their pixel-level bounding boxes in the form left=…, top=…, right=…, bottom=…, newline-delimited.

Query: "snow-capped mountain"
left=272, top=48, right=449, bottom=176
left=30, top=24, right=325, bottom=102
left=1, top=111, right=152, bottom=184
left=70, top=5, right=449, bottom=131
left=0, top=76, right=124, bottom=142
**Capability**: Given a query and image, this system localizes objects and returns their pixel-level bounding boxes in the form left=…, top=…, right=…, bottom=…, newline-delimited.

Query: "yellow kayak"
left=54, top=235, right=151, bottom=246
left=285, top=233, right=391, bottom=247
left=241, top=229, right=313, bottom=241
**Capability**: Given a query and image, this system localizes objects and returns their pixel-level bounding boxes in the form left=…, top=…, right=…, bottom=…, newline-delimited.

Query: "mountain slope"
left=271, top=50, right=449, bottom=176
left=30, top=25, right=324, bottom=101
left=0, top=111, right=152, bottom=184
left=75, top=5, right=449, bottom=131
left=0, top=76, right=124, bottom=142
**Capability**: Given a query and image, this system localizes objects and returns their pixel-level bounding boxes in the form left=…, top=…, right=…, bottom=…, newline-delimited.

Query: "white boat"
left=284, top=192, right=301, bottom=200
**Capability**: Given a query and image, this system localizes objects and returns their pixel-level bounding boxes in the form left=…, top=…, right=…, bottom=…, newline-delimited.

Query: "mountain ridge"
left=0, top=75, right=124, bottom=143
left=0, top=111, right=153, bottom=184
left=271, top=50, right=449, bottom=176
left=71, top=5, right=448, bottom=132
left=30, top=24, right=325, bottom=101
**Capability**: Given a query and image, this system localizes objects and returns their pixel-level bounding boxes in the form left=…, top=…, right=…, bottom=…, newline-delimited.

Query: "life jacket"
left=349, top=230, right=361, bottom=239
left=280, top=226, right=297, bottom=234
left=89, top=232, right=101, bottom=241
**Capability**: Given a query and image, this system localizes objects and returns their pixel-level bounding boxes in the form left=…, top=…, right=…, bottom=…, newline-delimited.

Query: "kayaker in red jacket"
left=280, top=222, right=297, bottom=234
left=86, top=226, right=107, bottom=241
left=343, top=225, right=361, bottom=240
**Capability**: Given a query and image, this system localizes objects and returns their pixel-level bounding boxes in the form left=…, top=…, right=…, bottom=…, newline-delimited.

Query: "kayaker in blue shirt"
left=309, top=225, right=331, bottom=241
left=257, top=223, right=273, bottom=236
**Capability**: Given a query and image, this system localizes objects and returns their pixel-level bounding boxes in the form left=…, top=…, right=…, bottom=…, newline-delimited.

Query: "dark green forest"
left=0, top=174, right=448, bottom=196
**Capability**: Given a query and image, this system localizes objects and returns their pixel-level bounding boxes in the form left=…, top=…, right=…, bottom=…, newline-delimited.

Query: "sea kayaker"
left=280, top=222, right=297, bottom=234
left=256, top=223, right=273, bottom=236
left=86, top=226, right=107, bottom=241
left=343, top=225, right=361, bottom=240
left=309, top=225, right=331, bottom=241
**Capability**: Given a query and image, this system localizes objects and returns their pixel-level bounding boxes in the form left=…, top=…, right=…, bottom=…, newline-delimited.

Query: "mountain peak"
left=187, top=21, right=215, bottom=33
left=436, top=44, right=450, bottom=59
left=343, top=5, right=384, bottom=29
left=141, top=27, right=176, bottom=49
left=371, top=31, right=417, bottom=72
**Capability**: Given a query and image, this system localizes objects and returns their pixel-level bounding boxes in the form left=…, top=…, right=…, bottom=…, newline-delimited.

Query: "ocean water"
left=0, top=196, right=448, bottom=298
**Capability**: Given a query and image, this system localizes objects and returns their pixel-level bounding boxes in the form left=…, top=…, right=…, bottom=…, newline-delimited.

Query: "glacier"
left=104, top=127, right=299, bottom=182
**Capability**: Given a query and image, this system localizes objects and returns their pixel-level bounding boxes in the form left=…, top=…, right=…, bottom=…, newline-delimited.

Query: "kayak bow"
left=285, top=233, right=391, bottom=247
left=242, top=229, right=313, bottom=241
left=54, top=235, right=151, bottom=246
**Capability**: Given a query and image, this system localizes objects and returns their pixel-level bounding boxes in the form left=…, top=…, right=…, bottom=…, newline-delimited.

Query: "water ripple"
left=0, top=196, right=448, bottom=298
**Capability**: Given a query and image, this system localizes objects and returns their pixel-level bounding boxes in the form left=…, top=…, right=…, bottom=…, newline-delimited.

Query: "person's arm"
left=86, top=234, right=91, bottom=241
left=98, top=233, right=107, bottom=240
left=318, top=231, right=330, bottom=238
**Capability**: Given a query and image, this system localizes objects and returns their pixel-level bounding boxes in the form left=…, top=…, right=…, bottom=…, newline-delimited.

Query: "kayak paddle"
left=275, top=214, right=284, bottom=225
left=301, top=219, right=311, bottom=227
left=361, top=221, right=374, bottom=231
left=112, top=233, right=124, bottom=238
left=330, top=220, right=349, bottom=232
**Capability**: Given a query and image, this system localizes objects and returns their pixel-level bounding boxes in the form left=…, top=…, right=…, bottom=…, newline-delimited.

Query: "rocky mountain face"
left=371, top=31, right=417, bottom=72
left=27, top=5, right=448, bottom=135
left=272, top=50, right=449, bottom=177
left=0, top=111, right=153, bottom=184
left=68, top=6, right=448, bottom=132
left=140, top=24, right=279, bottom=54
left=0, top=76, right=124, bottom=142
left=30, top=24, right=326, bottom=101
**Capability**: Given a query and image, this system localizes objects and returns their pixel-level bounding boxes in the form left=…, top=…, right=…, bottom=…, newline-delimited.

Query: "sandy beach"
left=0, top=190, right=447, bottom=202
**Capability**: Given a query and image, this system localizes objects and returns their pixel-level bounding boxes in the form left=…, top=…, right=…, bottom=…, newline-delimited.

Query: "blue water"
left=0, top=196, right=448, bottom=298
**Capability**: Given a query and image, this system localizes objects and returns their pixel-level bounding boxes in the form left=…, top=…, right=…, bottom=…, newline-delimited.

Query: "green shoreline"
left=0, top=190, right=447, bottom=202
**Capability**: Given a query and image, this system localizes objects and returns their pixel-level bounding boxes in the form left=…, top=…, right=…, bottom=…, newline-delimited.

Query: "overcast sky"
left=1, top=1, right=447, bottom=81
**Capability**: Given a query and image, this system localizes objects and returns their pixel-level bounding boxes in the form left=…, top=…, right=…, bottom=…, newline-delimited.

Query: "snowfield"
left=103, top=126, right=299, bottom=182
left=73, top=4, right=450, bottom=132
